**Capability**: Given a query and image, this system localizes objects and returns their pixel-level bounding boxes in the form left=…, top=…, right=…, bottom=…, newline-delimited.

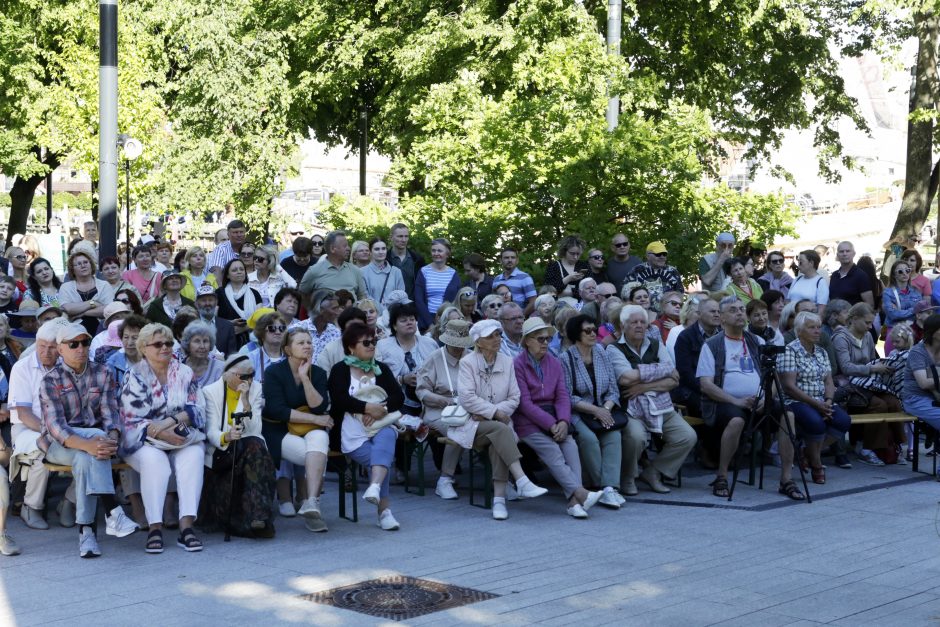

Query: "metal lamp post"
left=117, top=134, right=142, bottom=260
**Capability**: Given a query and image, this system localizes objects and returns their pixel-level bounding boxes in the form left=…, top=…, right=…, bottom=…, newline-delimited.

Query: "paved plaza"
left=1, top=455, right=939, bottom=626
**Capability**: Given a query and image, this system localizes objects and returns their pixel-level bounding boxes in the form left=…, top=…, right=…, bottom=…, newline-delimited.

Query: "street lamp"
left=116, top=134, right=142, bottom=261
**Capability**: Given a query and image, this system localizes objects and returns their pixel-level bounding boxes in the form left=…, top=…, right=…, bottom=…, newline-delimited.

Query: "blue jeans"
left=347, top=427, right=397, bottom=499
left=903, top=394, right=940, bottom=431
left=788, top=402, right=851, bottom=442
left=44, top=428, right=116, bottom=525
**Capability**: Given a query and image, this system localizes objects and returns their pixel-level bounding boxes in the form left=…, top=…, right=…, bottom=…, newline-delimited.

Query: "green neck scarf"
left=344, top=355, right=382, bottom=375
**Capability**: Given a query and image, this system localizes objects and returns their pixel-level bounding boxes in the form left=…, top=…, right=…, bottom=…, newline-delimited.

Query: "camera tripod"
left=727, top=353, right=812, bottom=504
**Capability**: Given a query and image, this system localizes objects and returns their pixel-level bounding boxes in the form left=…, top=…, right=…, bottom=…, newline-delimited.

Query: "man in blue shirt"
left=492, top=248, right=536, bottom=313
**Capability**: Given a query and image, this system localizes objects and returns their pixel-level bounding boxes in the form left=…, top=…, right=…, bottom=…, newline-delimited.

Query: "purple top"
left=512, top=351, right=571, bottom=438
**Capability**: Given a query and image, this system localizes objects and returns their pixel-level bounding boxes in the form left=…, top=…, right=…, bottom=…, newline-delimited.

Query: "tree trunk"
left=6, top=148, right=59, bottom=249
left=888, top=10, right=939, bottom=251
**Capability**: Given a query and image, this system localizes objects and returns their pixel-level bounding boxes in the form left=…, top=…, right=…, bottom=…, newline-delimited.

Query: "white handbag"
left=353, top=378, right=403, bottom=436
left=438, top=350, right=469, bottom=427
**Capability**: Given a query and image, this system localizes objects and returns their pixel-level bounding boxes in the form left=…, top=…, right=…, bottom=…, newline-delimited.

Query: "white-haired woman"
left=248, top=244, right=297, bottom=308
left=120, top=323, right=205, bottom=553
left=778, top=311, right=851, bottom=484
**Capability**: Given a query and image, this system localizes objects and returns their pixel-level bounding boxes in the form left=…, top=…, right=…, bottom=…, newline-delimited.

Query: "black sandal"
left=778, top=480, right=806, bottom=501
left=145, top=529, right=163, bottom=554
left=711, top=477, right=730, bottom=498
left=176, top=527, right=203, bottom=552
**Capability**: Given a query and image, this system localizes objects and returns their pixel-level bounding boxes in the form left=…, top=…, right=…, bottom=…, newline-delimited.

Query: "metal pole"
left=125, top=160, right=131, bottom=257
left=45, top=169, right=52, bottom=234
left=98, top=0, right=119, bottom=259
left=359, top=108, right=368, bottom=196
left=606, top=0, right=622, bottom=131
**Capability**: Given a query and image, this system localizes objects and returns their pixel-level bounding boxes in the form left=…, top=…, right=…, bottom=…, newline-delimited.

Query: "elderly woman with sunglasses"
left=202, top=353, right=277, bottom=538
left=246, top=312, right=288, bottom=382
left=561, top=314, right=627, bottom=509
left=513, top=317, right=602, bottom=518
left=328, top=321, right=405, bottom=530
left=248, top=245, right=297, bottom=308
left=883, top=260, right=924, bottom=353
left=480, top=294, right=504, bottom=320
left=120, top=323, right=205, bottom=554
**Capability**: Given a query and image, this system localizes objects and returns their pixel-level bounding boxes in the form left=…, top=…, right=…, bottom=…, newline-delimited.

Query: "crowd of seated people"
left=0, top=221, right=934, bottom=560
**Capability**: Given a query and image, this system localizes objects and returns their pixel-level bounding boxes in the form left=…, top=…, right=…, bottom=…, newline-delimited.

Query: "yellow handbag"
left=286, top=406, right=325, bottom=436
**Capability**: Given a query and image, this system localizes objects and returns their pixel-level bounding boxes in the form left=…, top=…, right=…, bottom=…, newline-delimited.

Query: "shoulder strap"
left=441, top=348, right=456, bottom=395
left=379, top=270, right=391, bottom=303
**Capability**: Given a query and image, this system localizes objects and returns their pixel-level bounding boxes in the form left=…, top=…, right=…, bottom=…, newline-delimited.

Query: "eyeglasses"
left=147, top=341, right=174, bottom=349
left=581, top=327, right=597, bottom=335
left=358, top=338, right=377, bottom=347
left=589, top=255, right=603, bottom=260
left=12, top=255, right=26, bottom=261
left=531, top=335, right=552, bottom=344
left=614, top=242, right=629, bottom=248
left=652, top=252, right=668, bottom=257
left=502, top=316, right=524, bottom=322
left=769, top=258, right=784, bottom=264
left=596, top=293, right=614, bottom=299
left=237, top=372, right=255, bottom=381
left=62, top=338, right=92, bottom=349
left=254, top=256, right=268, bottom=263
left=311, top=240, right=324, bottom=246
left=665, top=300, right=682, bottom=307
left=488, top=303, right=502, bottom=309
left=267, top=324, right=286, bottom=333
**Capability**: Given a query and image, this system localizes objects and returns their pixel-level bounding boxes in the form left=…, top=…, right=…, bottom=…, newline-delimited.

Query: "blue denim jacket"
left=883, top=285, right=923, bottom=326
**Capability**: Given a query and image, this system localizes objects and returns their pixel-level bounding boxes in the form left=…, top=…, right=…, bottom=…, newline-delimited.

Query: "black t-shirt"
left=828, top=265, right=872, bottom=305
left=280, top=256, right=314, bottom=284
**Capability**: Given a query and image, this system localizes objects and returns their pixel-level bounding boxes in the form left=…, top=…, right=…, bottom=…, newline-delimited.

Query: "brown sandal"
left=778, top=480, right=805, bottom=500
left=811, top=466, right=826, bottom=485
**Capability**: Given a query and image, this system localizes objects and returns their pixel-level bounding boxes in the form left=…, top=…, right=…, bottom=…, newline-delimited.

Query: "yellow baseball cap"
left=646, top=241, right=668, bottom=254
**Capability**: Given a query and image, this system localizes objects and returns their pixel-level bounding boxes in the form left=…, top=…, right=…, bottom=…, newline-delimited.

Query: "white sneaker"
left=598, top=488, right=621, bottom=509
left=79, top=528, right=101, bottom=558
left=378, top=509, right=400, bottom=531
left=582, top=490, right=603, bottom=511
left=567, top=504, right=589, bottom=519
left=278, top=501, right=297, bottom=517
left=0, top=534, right=20, bottom=556
left=363, top=483, right=382, bottom=505
left=514, top=477, right=548, bottom=499
left=492, top=500, right=508, bottom=520
left=505, top=483, right=520, bottom=501
left=297, top=497, right=321, bottom=518
left=435, top=477, right=458, bottom=500
left=105, top=507, right=139, bottom=538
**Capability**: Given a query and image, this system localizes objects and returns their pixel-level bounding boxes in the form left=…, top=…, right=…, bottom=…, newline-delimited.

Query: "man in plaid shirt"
left=40, top=322, right=131, bottom=558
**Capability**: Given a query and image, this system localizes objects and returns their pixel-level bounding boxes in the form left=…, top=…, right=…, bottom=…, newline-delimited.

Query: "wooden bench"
left=44, top=462, right=131, bottom=473
left=848, top=412, right=914, bottom=426
left=439, top=437, right=492, bottom=509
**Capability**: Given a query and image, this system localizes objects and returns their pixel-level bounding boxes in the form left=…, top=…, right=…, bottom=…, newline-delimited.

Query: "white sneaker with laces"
left=105, top=507, right=139, bottom=538
left=598, top=488, right=621, bottom=509
left=567, top=504, right=589, bottom=519
left=435, top=477, right=458, bottom=500
left=278, top=501, right=297, bottom=517
left=79, top=528, right=101, bottom=558
left=492, top=500, right=508, bottom=520
left=363, top=483, right=382, bottom=505
left=857, top=449, right=885, bottom=466
left=378, top=509, right=400, bottom=530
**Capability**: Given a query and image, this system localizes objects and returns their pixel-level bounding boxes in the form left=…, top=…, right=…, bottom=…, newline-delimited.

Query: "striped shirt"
left=492, top=268, right=537, bottom=307
left=421, top=266, right=456, bottom=315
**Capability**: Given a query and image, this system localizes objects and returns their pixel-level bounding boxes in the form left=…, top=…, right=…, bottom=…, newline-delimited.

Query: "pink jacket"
left=512, top=351, right=571, bottom=438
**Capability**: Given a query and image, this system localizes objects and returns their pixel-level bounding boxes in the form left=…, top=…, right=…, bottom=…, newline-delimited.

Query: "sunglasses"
left=240, top=252, right=255, bottom=258
left=769, top=258, right=784, bottom=264
left=589, top=255, right=603, bottom=260
left=12, top=255, right=26, bottom=261
left=488, top=303, right=502, bottom=309
left=596, top=293, right=613, bottom=299
left=358, top=339, right=377, bottom=347
left=614, top=242, right=630, bottom=248
left=254, top=256, right=268, bottom=263
left=62, top=338, right=92, bottom=349
left=531, top=335, right=552, bottom=344
left=652, top=252, right=668, bottom=258
left=147, top=341, right=174, bottom=349
left=460, top=290, right=476, bottom=298
left=311, top=240, right=324, bottom=246
left=237, top=372, right=255, bottom=381
left=267, top=324, right=286, bottom=333
left=581, top=327, right=597, bottom=335
left=289, top=231, right=304, bottom=236
left=116, top=297, right=130, bottom=304
left=895, top=268, right=910, bottom=274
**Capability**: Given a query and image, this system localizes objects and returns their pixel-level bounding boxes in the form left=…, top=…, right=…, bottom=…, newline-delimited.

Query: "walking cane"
left=223, top=414, right=245, bottom=542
